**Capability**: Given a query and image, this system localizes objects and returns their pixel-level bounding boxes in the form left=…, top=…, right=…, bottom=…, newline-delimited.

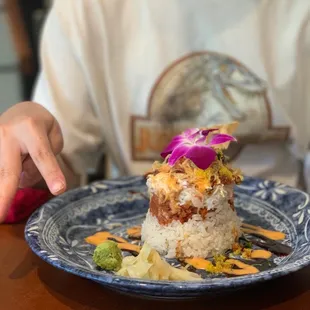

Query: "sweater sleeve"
left=3, top=188, right=51, bottom=224
left=32, top=0, right=105, bottom=185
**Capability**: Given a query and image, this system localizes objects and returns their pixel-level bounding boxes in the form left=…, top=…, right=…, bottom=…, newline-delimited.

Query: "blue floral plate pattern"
left=25, top=176, right=310, bottom=299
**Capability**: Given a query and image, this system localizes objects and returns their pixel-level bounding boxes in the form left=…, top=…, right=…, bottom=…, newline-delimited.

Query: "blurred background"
left=0, top=0, right=106, bottom=181
left=0, top=0, right=51, bottom=113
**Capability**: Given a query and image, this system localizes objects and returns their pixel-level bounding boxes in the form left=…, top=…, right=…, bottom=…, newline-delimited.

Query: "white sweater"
left=33, top=0, right=310, bottom=190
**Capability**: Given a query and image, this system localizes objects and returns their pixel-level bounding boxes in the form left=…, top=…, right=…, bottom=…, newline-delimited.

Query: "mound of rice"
left=141, top=186, right=241, bottom=258
left=141, top=149, right=243, bottom=259
left=141, top=121, right=243, bottom=259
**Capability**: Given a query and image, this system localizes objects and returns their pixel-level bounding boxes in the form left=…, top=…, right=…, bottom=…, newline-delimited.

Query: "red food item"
left=4, top=188, right=51, bottom=224
left=149, top=194, right=208, bottom=225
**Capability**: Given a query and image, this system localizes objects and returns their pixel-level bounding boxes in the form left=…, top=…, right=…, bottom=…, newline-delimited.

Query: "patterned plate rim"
left=25, top=176, right=310, bottom=293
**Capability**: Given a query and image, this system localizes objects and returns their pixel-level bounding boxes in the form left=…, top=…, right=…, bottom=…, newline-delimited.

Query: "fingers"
left=19, top=156, right=42, bottom=188
left=48, top=119, right=64, bottom=154
left=20, top=122, right=66, bottom=195
left=0, top=105, right=66, bottom=223
left=20, top=120, right=64, bottom=189
left=0, top=129, right=21, bottom=223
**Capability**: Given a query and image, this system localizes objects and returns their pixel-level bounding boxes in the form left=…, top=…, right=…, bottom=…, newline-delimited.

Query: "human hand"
left=0, top=101, right=66, bottom=222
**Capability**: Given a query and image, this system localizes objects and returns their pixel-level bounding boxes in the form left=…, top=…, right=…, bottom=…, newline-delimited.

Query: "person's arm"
left=32, top=0, right=104, bottom=189
left=1, top=1, right=105, bottom=223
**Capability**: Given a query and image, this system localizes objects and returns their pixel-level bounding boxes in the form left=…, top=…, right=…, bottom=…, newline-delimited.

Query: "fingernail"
left=51, top=180, right=65, bottom=194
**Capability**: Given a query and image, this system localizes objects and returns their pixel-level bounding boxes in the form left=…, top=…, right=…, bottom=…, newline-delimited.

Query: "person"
left=0, top=0, right=309, bottom=223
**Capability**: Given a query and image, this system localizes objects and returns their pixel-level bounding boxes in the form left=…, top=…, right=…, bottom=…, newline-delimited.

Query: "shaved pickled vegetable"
left=117, top=243, right=201, bottom=281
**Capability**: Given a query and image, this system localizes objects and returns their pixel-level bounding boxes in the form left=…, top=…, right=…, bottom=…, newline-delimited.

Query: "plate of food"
left=25, top=123, right=310, bottom=299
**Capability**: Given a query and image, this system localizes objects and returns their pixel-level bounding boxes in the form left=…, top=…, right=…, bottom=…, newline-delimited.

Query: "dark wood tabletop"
left=1, top=224, right=310, bottom=310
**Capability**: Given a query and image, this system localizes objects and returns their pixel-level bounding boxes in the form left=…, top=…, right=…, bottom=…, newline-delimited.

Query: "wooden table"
left=1, top=224, right=310, bottom=310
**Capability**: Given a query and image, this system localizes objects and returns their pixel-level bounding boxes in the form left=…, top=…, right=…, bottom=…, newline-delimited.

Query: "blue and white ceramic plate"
left=25, top=176, right=310, bottom=299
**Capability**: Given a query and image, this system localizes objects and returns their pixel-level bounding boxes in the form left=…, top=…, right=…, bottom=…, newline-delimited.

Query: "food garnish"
left=223, top=259, right=259, bottom=275
left=244, top=241, right=253, bottom=249
left=127, top=226, right=142, bottom=239
left=242, top=234, right=292, bottom=256
left=185, top=256, right=259, bottom=276
left=241, top=223, right=285, bottom=240
left=86, top=231, right=141, bottom=254
left=161, top=126, right=237, bottom=170
left=85, top=232, right=127, bottom=245
left=250, top=250, right=272, bottom=259
left=241, top=248, right=252, bottom=259
left=232, top=242, right=242, bottom=255
left=118, top=243, right=141, bottom=254
left=206, top=255, right=234, bottom=274
left=86, top=221, right=289, bottom=279
left=117, top=243, right=201, bottom=281
left=93, top=241, right=123, bottom=271
left=184, top=258, right=213, bottom=270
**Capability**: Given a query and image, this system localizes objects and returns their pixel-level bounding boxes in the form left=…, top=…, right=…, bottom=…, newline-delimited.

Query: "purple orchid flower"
left=161, top=128, right=236, bottom=170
